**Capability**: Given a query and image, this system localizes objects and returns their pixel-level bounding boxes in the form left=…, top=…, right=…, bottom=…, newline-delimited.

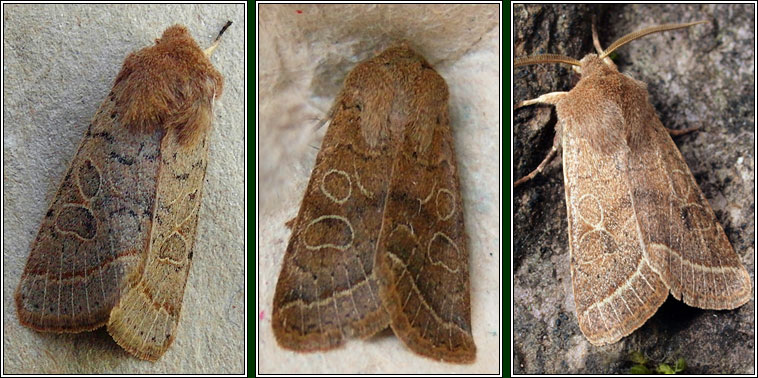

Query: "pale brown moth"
left=14, top=22, right=231, bottom=361
left=514, top=20, right=751, bottom=345
left=272, top=43, right=476, bottom=363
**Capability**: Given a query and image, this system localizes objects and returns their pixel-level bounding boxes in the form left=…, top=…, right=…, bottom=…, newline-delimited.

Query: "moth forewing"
left=272, top=43, right=476, bottom=363
left=514, top=21, right=751, bottom=346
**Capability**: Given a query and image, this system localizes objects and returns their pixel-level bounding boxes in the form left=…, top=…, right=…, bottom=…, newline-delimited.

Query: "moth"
left=514, top=20, right=751, bottom=345
left=272, top=43, right=476, bottom=363
left=14, top=22, right=230, bottom=361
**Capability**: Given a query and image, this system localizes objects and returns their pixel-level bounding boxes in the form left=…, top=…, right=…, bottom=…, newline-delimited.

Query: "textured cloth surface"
left=3, top=4, right=245, bottom=374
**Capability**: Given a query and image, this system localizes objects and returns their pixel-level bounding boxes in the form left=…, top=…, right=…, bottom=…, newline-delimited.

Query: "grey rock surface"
left=513, top=4, right=754, bottom=374
left=3, top=4, right=245, bottom=374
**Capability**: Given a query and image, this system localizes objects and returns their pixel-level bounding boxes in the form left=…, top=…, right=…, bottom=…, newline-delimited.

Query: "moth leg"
left=514, top=91, right=568, bottom=109
left=667, top=125, right=700, bottom=136
left=514, top=136, right=561, bottom=188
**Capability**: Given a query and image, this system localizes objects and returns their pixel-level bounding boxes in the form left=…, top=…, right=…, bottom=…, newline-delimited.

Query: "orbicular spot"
left=320, top=169, right=351, bottom=204
left=427, top=232, right=461, bottom=273
left=671, top=169, right=691, bottom=199
left=303, top=215, right=353, bottom=251
left=576, top=194, right=603, bottom=228
left=55, top=206, right=96, bottom=239
left=576, top=229, right=618, bottom=264
left=435, top=189, right=456, bottom=221
left=77, top=160, right=101, bottom=199
left=159, top=233, right=187, bottom=263
left=680, top=204, right=712, bottom=231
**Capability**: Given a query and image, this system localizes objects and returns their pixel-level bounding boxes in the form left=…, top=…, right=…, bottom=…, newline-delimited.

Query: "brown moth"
left=14, top=22, right=231, bottom=361
left=272, top=43, right=475, bottom=363
left=514, top=20, right=751, bottom=345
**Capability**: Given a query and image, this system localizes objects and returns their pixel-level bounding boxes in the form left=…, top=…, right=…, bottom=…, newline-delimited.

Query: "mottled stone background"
left=513, top=4, right=754, bottom=374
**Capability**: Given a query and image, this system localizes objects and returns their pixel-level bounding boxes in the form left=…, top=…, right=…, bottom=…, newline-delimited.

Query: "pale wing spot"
left=303, top=215, right=354, bottom=251
left=576, top=194, right=603, bottom=228
left=435, top=189, right=456, bottom=221
left=320, top=169, right=351, bottom=204
left=427, top=232, right=461, bottom=273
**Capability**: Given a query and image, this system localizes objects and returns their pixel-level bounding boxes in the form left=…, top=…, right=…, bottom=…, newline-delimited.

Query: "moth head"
left=112, top=24, right=225, bottom=147
left=578, top=54, right=617, bottom=78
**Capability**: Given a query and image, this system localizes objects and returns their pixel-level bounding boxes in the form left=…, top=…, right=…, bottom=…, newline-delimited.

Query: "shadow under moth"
left=272, top=43, right=476, bottom=363
left=514, top=20, right=751, bottom=345
left=14, top=22, right=231, bottom=361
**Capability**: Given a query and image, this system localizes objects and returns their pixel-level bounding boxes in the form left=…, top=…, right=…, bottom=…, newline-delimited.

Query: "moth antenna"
left=514, top=54, right=582, bottom=68
left=599, top=20, right=708, bottom=59
left=204, top=20, right=232, bottom=57
left=592, top=15, right=617, bottom=69
left=591, top=15, right=604, bottom=55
